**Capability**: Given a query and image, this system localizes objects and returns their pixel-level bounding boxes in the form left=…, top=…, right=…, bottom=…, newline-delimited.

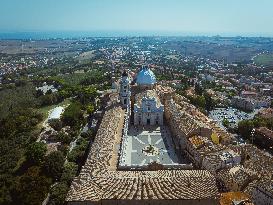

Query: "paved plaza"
left=119, top=126, right=181, bottom=167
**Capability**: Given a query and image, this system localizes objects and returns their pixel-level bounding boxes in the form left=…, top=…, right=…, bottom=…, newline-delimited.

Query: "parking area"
left=209, top=107, right=257, bottom=129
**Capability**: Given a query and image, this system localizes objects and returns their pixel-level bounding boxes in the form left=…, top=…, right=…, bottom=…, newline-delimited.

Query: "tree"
left=204, top=92, right=215, bottom=111
left=67, top=147, right=85, bottom=165
left=59, top=89, right=71, bottom=99
left=48, top=182, right=69, bottom=205
left=195, top=95, right=206, bottom=109
left=252, top=117, right=267, bottom=128
left=194, top=82, right=203, bottom=95
left=80, top=71, right=110, bottom=86
left=56, top=131, right=72, bottom=145
left=67, top=138, right=88, bottom=165
left=86, top=103, right=95, bottom=115
left=43, top=151, right=65, bottom=180
left=49, top=119, right=63, bottom=131
left=0, top=174, right=13, bottom=205
left=25, top=142, right=47, bottom=164
left=77, top=86, right=97, bottom=105
left=46, top=89, right=53, bottom=95
left=189, top=95, right=206, bottom=109
left=13, top=166, right=52, bottom=205
left=60, top=162, right=78, bottom=184
left=36, top=89, right=44, bottom=97
left=238, top=120, right=254, bottom=139
left=266, top=117, right=273, bottom=130
left=38, top=93, right=61, bottom=107
left=38, top=94, right=54, bottom=106
left=81, top=130, right=95, bottom=141
left=58, top=144, right=69, bottom=156
left=61, top=102, right=83, bottom=129
left=222, top=118, right=229, bottom=127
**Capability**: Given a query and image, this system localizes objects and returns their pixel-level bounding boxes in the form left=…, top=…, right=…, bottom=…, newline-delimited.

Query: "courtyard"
left=119, top=126, right=189, bottom=169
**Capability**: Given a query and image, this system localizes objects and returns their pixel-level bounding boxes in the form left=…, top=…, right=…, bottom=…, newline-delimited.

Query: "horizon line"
left=0, top=30, right=273, bottom=39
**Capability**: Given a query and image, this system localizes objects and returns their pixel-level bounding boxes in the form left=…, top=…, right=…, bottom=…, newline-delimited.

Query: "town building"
left=252, top=180, right=273, bottom=205
left=220, top=192, right=254, bottom=205
left=202, top=149, right=241, bottom=173
left=255, top=127, right=273, bottom=150
left=217, top=165, right=256, bottom=192
left=257, top=108, right=273, bottom=119
left=231, top=96, right=271, bottom=111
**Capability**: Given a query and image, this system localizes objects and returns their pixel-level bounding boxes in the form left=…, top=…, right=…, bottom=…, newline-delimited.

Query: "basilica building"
left=119, top=66, right=164, bottom=126
left=66, top=65, right=221, bottom=205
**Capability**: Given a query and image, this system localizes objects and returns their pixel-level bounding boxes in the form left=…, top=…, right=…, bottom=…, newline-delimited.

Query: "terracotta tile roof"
left=66, top=106, right=219, bottom=202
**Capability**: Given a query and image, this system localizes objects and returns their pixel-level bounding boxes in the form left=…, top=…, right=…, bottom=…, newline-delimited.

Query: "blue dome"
left=136, top=67, right=156, bottom=85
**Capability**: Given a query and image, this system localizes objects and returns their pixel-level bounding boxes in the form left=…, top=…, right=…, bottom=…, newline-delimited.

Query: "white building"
left=36, top=82, right=58, bottom=95
left=134, top=90, right=164, bottom=126
left=119, top=66, right=164, bottom=126
left=133, top=66, right=164, bottom=126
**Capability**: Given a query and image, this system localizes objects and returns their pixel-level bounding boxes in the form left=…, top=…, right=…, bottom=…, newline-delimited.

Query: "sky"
left=1, top=0, right=273, bottom=36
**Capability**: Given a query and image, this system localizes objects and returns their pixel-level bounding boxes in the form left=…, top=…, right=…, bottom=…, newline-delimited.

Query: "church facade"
left=119, top=66, right=164, bottom=126
left=134, top=90, right=164, bottom=125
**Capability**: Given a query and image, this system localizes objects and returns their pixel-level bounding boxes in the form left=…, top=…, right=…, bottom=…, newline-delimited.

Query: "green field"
left=38, top=98, right=71, bottom=120
left=254, top=53, right=273, bottom=66
left=35, top=98, right=71, bottom=129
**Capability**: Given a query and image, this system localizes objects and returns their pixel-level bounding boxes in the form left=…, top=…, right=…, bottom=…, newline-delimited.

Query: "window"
left=147, top=106, right=151, bottom=111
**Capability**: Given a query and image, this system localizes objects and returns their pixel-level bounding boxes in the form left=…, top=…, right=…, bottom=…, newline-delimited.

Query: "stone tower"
left=120, top=70, right=131, bottom=108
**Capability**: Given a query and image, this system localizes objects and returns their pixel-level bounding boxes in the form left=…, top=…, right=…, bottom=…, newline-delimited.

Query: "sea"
left=0, top=31, right=190, bottom=40
left=0, top=31, right=270, bottom=40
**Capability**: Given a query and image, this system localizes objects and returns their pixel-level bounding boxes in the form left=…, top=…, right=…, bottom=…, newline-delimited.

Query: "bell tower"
left=120, top=70, right=131, bottom=108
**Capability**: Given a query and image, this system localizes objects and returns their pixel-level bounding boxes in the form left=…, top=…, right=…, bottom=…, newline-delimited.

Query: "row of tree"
left=237, top=116, right=273, bottom=139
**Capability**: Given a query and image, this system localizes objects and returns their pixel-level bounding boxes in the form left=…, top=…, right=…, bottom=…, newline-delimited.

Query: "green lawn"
left=39, top=98, right=71, bottom=118
left=37, top=98, right=71, bottom=130
left=254, top=53, right=273, bottom=66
